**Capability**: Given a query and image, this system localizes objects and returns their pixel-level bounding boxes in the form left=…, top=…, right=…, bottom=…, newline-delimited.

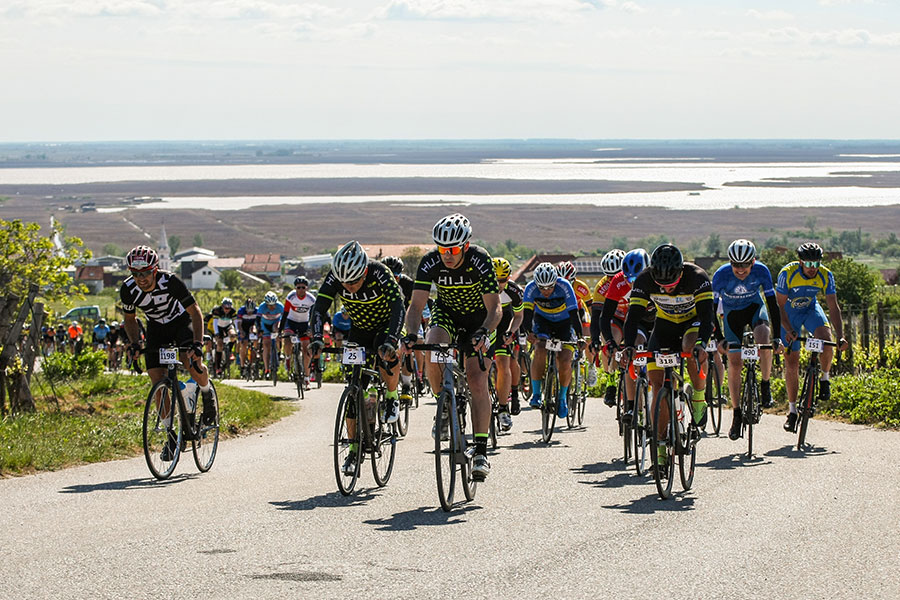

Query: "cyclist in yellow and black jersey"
left=401, top=213, right=501, bottom=482
left=491, top=257, right=525, bottom=429
left=622, top=244, right=713, bottom=466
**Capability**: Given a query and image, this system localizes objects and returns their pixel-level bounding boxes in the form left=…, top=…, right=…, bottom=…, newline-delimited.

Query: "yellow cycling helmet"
left=492, top=257, right=512, bottom=280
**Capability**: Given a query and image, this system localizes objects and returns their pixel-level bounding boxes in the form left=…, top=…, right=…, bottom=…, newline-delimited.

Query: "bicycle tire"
left=633, top=377, right=650, bottom=476
left=741, top=372, right=756, bottom=459
left=435, top=388, right=457, bottom=511
left=488, top=377, right=499, bottom=449
left=576, top=363, right=587, bottom=426
left=334, top=385, right=362, bottom=495
left=677, top=389, right=696, bottom=491
left=192, top=382, right=220, bottom=472
left=459, top=402, right=477, bottom=503
left=566, top=360, right=579, bottom=429
left=652, top=386, right=676, bottom=499
left=797, top=370, right=815, bottom=451
left=541, top=364, right=558, bottom=444
left=707, top=361, right=723, bottom=436
left=293, top=349, right=304, bottom=399
left=619, top=374, right=633, bottom=464
left=143, top=379, right=181, bottom=480
left=371, top=389, right=396, bottom=487
left=271, top=342, right=279, bottom=387
left=396, top=389, right=410, bottom=437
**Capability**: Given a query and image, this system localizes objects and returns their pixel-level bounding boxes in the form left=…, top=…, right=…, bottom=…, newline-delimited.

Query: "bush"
left=826, top=369, right=900, bottom=427
left=40, top=350, right=106, bottom=382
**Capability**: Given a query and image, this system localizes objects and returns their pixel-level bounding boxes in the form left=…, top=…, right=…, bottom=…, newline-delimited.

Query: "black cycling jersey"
left=624, top=262, right=714, bottom=347
left=312, top=260, right=405, bottom=337
left=397, top=273, right=415, bottom=311
left=499, top=280, right=525, bottom=316
left=413, top=245, right=499, bottom=319
left=119, top=270, right=195, bottom=325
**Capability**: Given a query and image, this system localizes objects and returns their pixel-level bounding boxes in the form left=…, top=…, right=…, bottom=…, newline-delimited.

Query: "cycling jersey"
left=332, top=310, right=351, bottom=333
left=413, top=245, right=499, bottom=320
left=92, top=324, right=110, bottom=341
left=572, top=277, right=592, bottom=324
left=776, top=262, right=836, bottom=312
left=522, top=278, right=582, bottom=337
left=500, top=281, right=525, bottom=317
left=210, top=305, right=237, bottom=335
left=396, top=273, right=415, bottom=311
left=593, top=274, right=629, bottom=321
left=712, top=262, right=776, bottom=312
left=120, top=270, right=195, bottom=325
left=281, top=290, right=316, bottom=324
left=256, top=302, right=284, bottom=335
left=237, top=305, right=258, bottom=324
left=313, top=260, right=405, bottom=337
left=593, top=271, right=655, bottom=344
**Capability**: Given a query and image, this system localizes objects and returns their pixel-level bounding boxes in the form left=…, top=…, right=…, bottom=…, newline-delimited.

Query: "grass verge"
left=0, top=372, right=295, bottom=476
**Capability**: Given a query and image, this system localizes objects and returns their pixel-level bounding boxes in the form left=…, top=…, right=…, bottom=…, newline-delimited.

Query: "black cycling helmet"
left=797, top=242, right=824, bottom=262
left=293, top=276, right=309, bottom=287
left=650, top=244, right=684, bottom=286
left=382, top=256, right=404, bottom=275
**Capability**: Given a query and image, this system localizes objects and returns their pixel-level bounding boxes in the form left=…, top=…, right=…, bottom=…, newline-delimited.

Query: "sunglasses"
left=802, top=260, right=821, bottom=268
left=538, top=284, right=556, bottom=291
left=438, top=246, right=464, bottom=256
left=656, top=275, right=682, bottom=289
left=731, top=261, right=753, bottom=269
left=497, top=278, right=509, bottom=284
left=296, top=286, right=307, bottom=290
left=130, top=269, right=154, bottom=279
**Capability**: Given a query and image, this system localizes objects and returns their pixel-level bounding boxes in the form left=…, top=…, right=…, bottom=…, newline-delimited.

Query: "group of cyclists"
left=117, top=210, right=850, bottom=488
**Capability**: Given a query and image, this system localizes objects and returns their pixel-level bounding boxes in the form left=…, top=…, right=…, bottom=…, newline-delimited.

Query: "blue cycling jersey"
left=256, top=302, right=284, bottom=333
left=93, top=324, right=110, bottom=340
left=332, top=310, right=351, bottom=333
left=711, top=262, right=776, bottom=312
left=523, top=278, right=578, bottom=323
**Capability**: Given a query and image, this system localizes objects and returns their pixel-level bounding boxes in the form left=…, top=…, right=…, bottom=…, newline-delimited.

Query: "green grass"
left=0, top=372, right=295, bottom=476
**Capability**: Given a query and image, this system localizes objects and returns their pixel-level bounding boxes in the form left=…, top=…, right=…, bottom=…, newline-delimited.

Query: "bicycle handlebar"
left=409, top=343, right=486, bottom=371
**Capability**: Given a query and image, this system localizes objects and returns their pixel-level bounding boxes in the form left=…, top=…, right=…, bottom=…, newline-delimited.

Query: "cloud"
left=2, top=0, right=165, bottom=19
left=377, top=0, right=614, bottom=23
left=1, top=1, right=344, bottom=21
left=746, top=9, right=793, bottom=21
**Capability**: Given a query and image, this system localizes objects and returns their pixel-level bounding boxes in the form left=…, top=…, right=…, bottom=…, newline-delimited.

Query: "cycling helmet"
left=332, top=240, right=369, bottom=283
left=432, top=213, right=472, bottom=247
left=556, top=260, right=577, bottom=282
left=493, top=257, right=512, bottom=280
left=110, top=321, right=119, bottom=328
left=382, top=256, right=404, bottom=275
left=533, top=262, right=558, bottom=288
left=125, top=245, right=159, bottom=271
left=221, top=297, right=233, bottom=307
left=293, top=276, right=309, bottom=287
left=797, top=242, right=824, bottom=262
left=264, top=291, right=278, bottom=305
left=600, top=249, right=626, bottom=276
left=245, top=298, right=254, bottom=309
left=650, top=244, right=684, bottom=286
left=98, top=318, right=106, bottom=325
left=622, top=248, right=650, bottom=283
left=727, top=239, right=756, bottom=264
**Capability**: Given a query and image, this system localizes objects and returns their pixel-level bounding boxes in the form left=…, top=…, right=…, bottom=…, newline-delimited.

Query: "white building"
left=158, top=223, right=171, bottom=272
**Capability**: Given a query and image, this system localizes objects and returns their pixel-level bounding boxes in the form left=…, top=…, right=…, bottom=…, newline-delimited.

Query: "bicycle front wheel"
left=293, top=350, right=304, bottom=399
left=742, top=374, right=757, bottom=459
left=334, top=386, right=362, bottom=495
left=435, top=389, right=457, bottom=511
left=618, top=374, right=633, bottom=464
left=707, top=362, right=723, bottom=436
left=541, top=367, right=559, bottom=444
left=192, top=382, right=220, bottom=472
left=566, top=363, right=579, bottom=429
left=143, top=380, right=181, bottom=480
left=797, top=371, right=815, bottom=451
left=271, top=344, right=279, bottom=387
left=677, top=392, right=696, bottom=491
left=652, top=387, right=676, bottom=499
left=371, top=392, right=396, bottom=487
left=633, top=378, right=651, bottom=477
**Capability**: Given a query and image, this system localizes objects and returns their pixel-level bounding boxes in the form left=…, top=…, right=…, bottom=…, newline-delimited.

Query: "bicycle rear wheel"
left=435, top=389, right=457, bottom=511
left=396, top=391, right=410, bottom=437
left=617, top=374, right=633, bottom=463
left=459, top=403, right=477, bottom=503
left=566, top=361, right=579, bottom=429
left=677, top=391, right=696, bottom=491
left=576, top=365, right=587, bottom=426
left=334, top=386, right=362, bottom=495
left=707, top=361, right=723, bottom=436
left=371, top=392, right=396, bottom=487
left=652, top=387, right=676, bottom=499
left=742, top=374, right=757, bottom=459
left=541, top=367, right=559, bottom=443
left=271, top=343, right=279, bottom=387
left=488, top=380, right=499, bottom=450
left=293, top=350, right=304, bottom=399
left=797, top=371, right=815, bottom=451
left=192, top=383, right=219, bottom=472
left=143, top=380, right=181, bottom=480
left=633, top=378, right=650, bottom=476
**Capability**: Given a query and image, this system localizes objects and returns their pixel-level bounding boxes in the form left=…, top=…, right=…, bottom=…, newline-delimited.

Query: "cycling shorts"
left=347, top=328, right=399, bottom=371
left=781, top=304, right=829, bottom=352
left=723, top=302, right=769, bottom=351
left=646, top=317, right=700, bottom=372
left=533, top=314, right=576, bottom=352
left=283, top=319, right=310, bottom=339
left=429, top=304, right=495, bottom=358
left=145, top=313, right=194, bottom=370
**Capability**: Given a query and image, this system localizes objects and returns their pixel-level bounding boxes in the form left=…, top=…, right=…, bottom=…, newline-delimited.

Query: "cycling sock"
left=474, top=433, right=488, bottom=456
left=510, top=385, right=518, bottom=399
left=531, top=379, right=542, bottom=398
left=692, top=387, right=705, bottom=403
left=820, top=371, right=830, bottom=381
left=200, top=382, right=211, bottom=392
left=400, top=373, right=412, bottom=386
left=385, top=389, right=398, bottom=401
left=692, top=400, right=706, bottom=423
left=559, top=386, right=569, bottom=402
left=657, top=445, right=667, bottom=462
left=788, top=401, right=797, bottom=413
left=349, top=442, right=358, bottom=453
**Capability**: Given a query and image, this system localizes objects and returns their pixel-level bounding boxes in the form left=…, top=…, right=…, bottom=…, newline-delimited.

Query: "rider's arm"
left=599, top=298, right=617, bottom=343
left=481, top=292, right=502, bottom=332
left=764, top=291, right=781, bottom=341
left=278, top=298, right=293, bottom=332
left=825, top=293, right=844, bottom=341
left=404, top=289, right=429, bottom=335
left=695, top=297, right=714, bottom=347
left=186, top=303, right=205, bottom=346
left=509, top=306, right=524, bottom=335
left=122, top=312, right=140, bottom=346
left=775, top=291, right=794, bottom=338
left=568, top=308, right=582, bottom=339
left=310, top=294, right=333, bottom=339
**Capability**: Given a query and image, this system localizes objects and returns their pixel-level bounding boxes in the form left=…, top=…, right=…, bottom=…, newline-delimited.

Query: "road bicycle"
left=704, top=339, right=727, bottom=436
left=412, top=342, right=483, bottom=512
left=322, top=342, right=397, bottom=495
left=537, top=337, right=566, bottom=444
left=283, top=332, right=306, bottom=400
left=142, top=345, right=219, bottom=480
left=626, top=349, right=652, bottom=477
left=567, top=348, right=588, bottom=429
left=790, top=337, right=838, bottom=451
left=612, top=350, right=633, bottom=465
left=517, top=334, right=532, bottom=392
left=396, top=353, right=422, bottom=438
left=731, top=333, right=773, bottom=458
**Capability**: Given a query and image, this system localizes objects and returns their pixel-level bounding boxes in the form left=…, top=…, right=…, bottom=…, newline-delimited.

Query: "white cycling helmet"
left=533, top=262, right=558, bottom=288
left=432, top=213, right=472, bottom=247
left=264, top=291, right=277, bottom=305
left=331, top=240, right=369, bottom=283
left=601, top=249, right=626, bottom=276
left=727, top=239, right=756, bottom=264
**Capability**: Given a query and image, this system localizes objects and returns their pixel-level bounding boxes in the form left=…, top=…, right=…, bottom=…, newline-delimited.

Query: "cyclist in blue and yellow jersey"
left=775, top=242, right=849, bottom=433
left=712, top=239, right=782, bottom=441
left=492, top=257, right=525, bottom=430
left=523, top=262, right=584, bottom=419
left=256, top=292, right=284, bottom=377
left=620, top=244, right=713, bottom=470
left=401, top=213, right=501, bottom=482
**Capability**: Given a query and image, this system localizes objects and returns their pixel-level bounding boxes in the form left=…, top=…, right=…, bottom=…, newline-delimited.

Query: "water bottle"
left=181, top=378, right=199, bottom=413
left=365, top=387, right=378, bottom=424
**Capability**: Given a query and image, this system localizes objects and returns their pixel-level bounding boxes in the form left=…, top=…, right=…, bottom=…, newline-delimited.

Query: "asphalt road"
left=1, top=379, right=898, bottom=600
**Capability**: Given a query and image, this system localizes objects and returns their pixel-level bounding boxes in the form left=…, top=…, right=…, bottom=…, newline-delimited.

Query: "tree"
left=219, top=269, right=242, bottom=290
left=0, top=218, right=91, bottom=303
left=758, top=247, right=794, bottom=281
left=705, top=233, right=722, bottom=256
left=193, top=234, right=203, bottom=248
left=102, top=243, right=124, bottom=256
left=825, top=256, right=881, bottom=310
left=400, top=246, right=425, bottom=278
left=805, top=216, right=817, bottom=237
left=168, top=235, right=181, bottom=255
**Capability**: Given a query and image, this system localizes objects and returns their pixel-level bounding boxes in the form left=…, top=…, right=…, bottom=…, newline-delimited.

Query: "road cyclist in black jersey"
left=382, top=255, right=422, bottom=410
left=209, top=297, right=238, bottom=377
left=119, top=245, right=218, bottom=464
left=491, top=257, right=525, bottom=432
left=400, top=213, right=502, bottom=482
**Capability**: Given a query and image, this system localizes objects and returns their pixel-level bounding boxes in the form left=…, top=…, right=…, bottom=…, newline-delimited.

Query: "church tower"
left=158, top=222, right=171, bottom=272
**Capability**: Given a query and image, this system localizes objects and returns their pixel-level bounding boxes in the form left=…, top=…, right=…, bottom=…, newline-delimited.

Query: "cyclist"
left=557, top=259, right=598, bottom=388
left=592, top=248, right=627, bottom=406
left=280, top=276, right=316, bottom=388
left=210, top=297, right=237, bottom=376
left=120, top=245, right=214, bottom=460
left=383, top=255, right=420, bottom=403
left=593, top=248, right=653, bottom=421
left=310, top=241, right=406, bottom=472
left=712, top=239, right=782, bottom=441
left=401, top=213, right=501, bottom=482
left=331, top=308, right=351, bottom=348
left=107, top=321, right=122, bottom=369
left=620, top=244, right=713, bottom=470
left=67, top=321, right=83, bottom=355
left=256, top=292, right=284, bottom=377
left=236, top=298, right=259, bottom=373
left=92, top=318, right=110, bottom=351
left=492, top=257, right=525, bottom=430
left=523, top=262, right=583, bottom=419
left=776, top=242, right=849, bottom=433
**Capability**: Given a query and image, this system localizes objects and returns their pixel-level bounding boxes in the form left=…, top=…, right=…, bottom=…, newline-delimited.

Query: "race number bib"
left=805, top=338, right=825, bottom=353
left=290, top=336, right=300, bottom=344
left=546, top=339, right=562, bottom=352
left=518, top=334, right=527, bottom=346
left=741, top=346, right=759, bottom=361
left=158, top=348, right=178, bottom=364
left=431, top=350, right=455, bottom=364
left=249, top=333, right=258, bottom=341
left=614, top=351, right=623, bottom=363
left=706, top=340, right=718, bottom=352
left=654, top=353, right=678, bottom=368
left=342, top=346, right=365, bottom=365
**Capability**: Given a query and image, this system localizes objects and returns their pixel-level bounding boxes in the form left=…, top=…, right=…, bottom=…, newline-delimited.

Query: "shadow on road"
left=602, top=491, right=696, bottom=514
left=698, top=452, right=773, bottom=471
left=364, top=504, right=482, bottom=531
left=572, top=460, right=648, bottom=489
left=270, top=489, right=380, bottom=511
left=60, top=474, right=197, bottom=494
left=765, top=444, right=836, bottom=458
left=504, top=438, right=568, bottom=451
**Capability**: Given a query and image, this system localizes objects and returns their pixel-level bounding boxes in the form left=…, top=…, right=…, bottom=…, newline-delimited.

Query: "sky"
left=1, top=0, right=898, bottom=141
